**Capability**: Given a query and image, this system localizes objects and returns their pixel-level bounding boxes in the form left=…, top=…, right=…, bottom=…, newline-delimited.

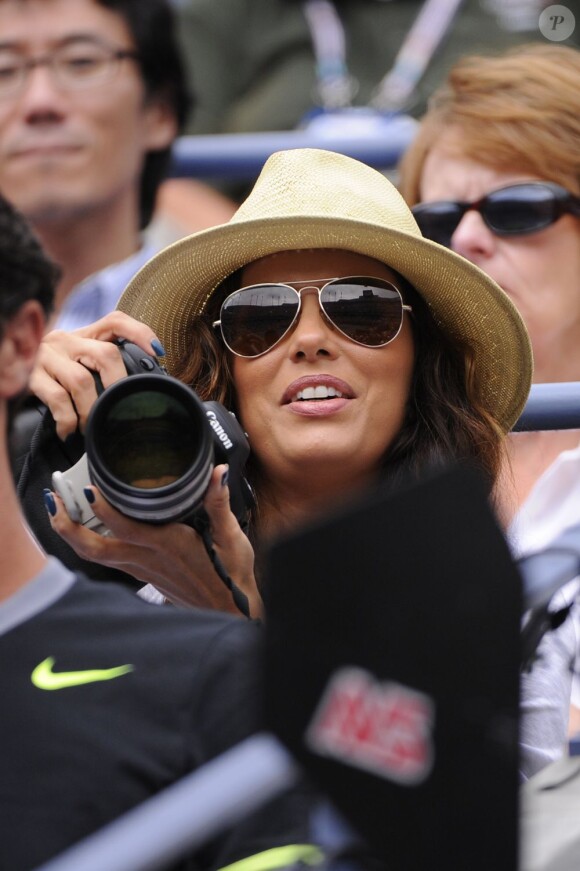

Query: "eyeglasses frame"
left=0, top=38, right=140, bottom=99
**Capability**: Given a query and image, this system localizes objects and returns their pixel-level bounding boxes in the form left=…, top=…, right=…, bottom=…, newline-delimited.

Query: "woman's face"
left=419, top=132, right=580, bottom=382
left=231, top=249, right=415, bottom=492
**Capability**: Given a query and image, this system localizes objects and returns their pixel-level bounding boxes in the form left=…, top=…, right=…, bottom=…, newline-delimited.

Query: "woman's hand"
left=43, top=464, right=263, bottom=619
left=31, top=311, right=165, bottom=440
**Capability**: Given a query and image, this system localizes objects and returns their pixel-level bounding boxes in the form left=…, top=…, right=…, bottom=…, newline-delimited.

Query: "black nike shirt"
left=0, top=560, right=314, bottom=871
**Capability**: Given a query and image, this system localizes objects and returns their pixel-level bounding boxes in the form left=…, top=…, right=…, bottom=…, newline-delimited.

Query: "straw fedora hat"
left=118, top=147, right=532, bottom=433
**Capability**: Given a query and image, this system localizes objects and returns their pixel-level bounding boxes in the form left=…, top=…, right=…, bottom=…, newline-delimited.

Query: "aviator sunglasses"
left=213, top=276, right=412, bottom=358
left=412, top=182, right=580, bottom=248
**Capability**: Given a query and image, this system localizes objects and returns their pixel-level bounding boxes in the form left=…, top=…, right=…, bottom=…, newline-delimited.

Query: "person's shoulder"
left=65, top=573, right=260, bottom=650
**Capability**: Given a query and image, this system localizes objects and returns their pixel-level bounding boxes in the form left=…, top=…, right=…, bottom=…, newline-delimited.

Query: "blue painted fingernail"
left=83, top=487, right=95, bottom=504
left=221, top=466, right=229, bottom=487
left=43, top=491, right=57, bottom=517
left=151, top=338, right=166, bottom=357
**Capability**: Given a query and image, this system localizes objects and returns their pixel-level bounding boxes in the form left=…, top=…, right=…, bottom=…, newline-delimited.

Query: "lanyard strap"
left=303, top=0, right=466, bottom=112
left=302, top=0, right=357, bottom=109
left=373, top=0, right=466, bottom=110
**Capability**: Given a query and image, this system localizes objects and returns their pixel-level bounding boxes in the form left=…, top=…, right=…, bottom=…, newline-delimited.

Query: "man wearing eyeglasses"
left=0, top=0, right=189, bottom=332
left=4, top=0, right=227, bottom=585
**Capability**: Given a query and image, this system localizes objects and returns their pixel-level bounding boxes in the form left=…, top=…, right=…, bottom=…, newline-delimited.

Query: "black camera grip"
left=91, top=339, right=166, bottom=394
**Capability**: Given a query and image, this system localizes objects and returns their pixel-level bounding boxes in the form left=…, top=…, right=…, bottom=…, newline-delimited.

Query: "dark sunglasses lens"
left=413, top=202, right=464, bottom=247
left=484, top=186, right=558, bottom=234
left=321, top=278, right=404, bottom=346
left=220, top=285, right=299, bottom=356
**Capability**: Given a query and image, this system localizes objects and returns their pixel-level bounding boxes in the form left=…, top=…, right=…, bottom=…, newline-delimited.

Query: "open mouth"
left=291, top=386, right=344, bottom=402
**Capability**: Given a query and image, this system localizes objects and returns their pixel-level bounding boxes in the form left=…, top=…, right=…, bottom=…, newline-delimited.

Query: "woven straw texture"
left=118, top=148, right=532, bottom=433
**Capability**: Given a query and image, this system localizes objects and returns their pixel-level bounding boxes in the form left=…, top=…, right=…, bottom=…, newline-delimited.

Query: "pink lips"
left=282, top=374, right=355, bottom=416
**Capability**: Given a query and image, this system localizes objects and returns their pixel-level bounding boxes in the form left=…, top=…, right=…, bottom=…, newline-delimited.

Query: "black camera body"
left=52, top=340, right=254, bottom=536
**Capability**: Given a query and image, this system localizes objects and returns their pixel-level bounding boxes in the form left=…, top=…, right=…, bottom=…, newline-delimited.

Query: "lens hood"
left=85, top=374, right=214, bottom=523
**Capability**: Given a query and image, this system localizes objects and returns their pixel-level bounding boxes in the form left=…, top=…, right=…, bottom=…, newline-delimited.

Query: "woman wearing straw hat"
left=25, top=147, right=575, bottom=777
left=29, top=146, right=531, bottom=608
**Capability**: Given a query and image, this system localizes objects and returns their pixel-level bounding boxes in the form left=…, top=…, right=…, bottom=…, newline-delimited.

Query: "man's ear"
left=142, top=97, right=178, bottom=152
left=0, top=300, right=45, bottom=400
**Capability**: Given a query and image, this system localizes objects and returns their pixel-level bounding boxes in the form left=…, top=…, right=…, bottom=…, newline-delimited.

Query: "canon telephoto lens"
left=85, top=374, right=214, bottom=523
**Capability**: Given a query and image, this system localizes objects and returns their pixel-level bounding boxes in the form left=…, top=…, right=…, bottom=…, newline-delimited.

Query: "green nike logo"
left=31, top=656, right=134, bottom=690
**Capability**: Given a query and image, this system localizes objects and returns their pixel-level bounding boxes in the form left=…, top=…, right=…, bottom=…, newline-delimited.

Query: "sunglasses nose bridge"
left=448, top=205, right=499, bottom=259
left=453, top=200, right=495, bottom=237
left=283, top=286, right=344, bottom=350
left=294, top=284, right=322, bottom=298
left=292, top=286, right=326, bottom=325
left=290, top=285, right=327, bottom=318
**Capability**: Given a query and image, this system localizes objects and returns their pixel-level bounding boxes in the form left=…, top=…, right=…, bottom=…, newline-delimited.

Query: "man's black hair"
left=99, top=0, right=192, bottom=228
left=0, top=195, right=59, bottom=334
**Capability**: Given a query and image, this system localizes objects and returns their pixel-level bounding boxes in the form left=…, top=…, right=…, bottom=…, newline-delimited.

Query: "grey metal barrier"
left=168, top=113, right=419, bottom=180
left=514, top=383, right=580, bottom=432
left=36, top=734, right=299, bottom=871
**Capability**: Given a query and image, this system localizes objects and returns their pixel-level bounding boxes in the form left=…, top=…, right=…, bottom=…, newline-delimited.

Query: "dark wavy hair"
left=98, top=0, right=191, bottom=228
left=0, top=195, right=59, bottom=333
left=0, top=194, right=60, bottom=423
left=173, top=268, right=505, bottom=543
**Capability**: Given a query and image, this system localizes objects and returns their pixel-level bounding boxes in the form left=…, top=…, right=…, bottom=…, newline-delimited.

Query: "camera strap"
left=303, top=0, right=466, bottom=112
left=197, top=520, right=251, bottom=619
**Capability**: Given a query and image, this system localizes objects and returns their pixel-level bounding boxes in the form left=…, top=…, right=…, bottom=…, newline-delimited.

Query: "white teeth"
left=292, top=385, right=344, bottom=401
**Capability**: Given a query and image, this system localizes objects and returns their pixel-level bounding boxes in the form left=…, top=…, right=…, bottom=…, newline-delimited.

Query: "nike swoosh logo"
left=31, top=656, right=134, bottom=690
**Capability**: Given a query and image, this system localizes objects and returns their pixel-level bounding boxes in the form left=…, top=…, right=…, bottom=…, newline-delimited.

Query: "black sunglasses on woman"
left=412, top=182, right=580, bottom=248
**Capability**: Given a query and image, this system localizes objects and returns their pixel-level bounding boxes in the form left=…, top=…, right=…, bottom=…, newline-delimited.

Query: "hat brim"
left=118, top=215, right=532, bottom=433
